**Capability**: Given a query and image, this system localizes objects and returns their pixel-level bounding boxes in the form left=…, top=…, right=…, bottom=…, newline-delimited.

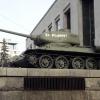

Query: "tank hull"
left=11, top=48, right=100, bottom=69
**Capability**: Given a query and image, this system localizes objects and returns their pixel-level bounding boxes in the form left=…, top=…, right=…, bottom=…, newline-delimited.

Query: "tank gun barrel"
left=0, top=28, right=31, bottom=38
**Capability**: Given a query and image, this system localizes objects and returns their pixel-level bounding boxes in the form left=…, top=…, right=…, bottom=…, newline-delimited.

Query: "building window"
left=48, top=23, right=52, bottom=32
left=42, top=29, right=46, bottom=33
left=65, top=8, right=71, bottom=30
left=55, top=15, right=61, bottom=31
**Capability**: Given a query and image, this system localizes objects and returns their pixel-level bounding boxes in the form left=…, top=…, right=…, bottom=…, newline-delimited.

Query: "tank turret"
left=0, top=28, right=100, bottom=69
left=0, top=29, right=79, bottom=47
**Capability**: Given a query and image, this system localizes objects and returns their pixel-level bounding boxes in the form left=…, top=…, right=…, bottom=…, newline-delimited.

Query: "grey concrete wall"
left=1, top=68, right=100, bottom=77
left=0, top=68, right=100, bottom=99
left=0, top=91, right=100, bottom=100
left=0, top=91, right=87, bottom=100
left=1, top=77, right=100, bottom=91
left=0, top=81, right=100, bottom=100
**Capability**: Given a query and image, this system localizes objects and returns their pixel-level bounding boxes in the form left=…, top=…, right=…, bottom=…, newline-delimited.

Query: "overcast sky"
left=0, top=0, right=55, bottom=54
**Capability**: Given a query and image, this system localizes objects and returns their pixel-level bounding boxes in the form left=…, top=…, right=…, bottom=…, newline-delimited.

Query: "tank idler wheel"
left=39, top=55, right=53, bottom=68
left=55, top=56, right=69, bottom=69
left=72, top=57, right=85, bottom=69
left=27, top=55, right=37, bottom=65
left=86, top=58, right=97, bottom=69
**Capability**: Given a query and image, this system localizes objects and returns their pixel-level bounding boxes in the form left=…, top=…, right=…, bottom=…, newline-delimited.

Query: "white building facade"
left=0, top=39, right=19, bottom=58
left=26, top=0, right=100, bottom=49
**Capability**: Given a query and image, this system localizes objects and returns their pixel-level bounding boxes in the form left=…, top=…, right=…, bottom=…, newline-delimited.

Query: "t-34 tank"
left=0, top=29, right=100, bottom=69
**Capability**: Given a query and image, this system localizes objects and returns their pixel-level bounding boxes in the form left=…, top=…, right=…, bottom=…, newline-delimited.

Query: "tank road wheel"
left=55, top=56, right=69, bottom=69
left=39, top=55, right=53, bottom=68
left=86, top=58, right=97, bottom=69
left=72, top=57, right=85, bottom=69
left=27, top=55, right=37, bottom=65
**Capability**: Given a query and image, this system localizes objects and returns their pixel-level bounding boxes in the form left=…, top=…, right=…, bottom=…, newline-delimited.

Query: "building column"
left=94, top=0, right=100, bottom=48
left=71, top=0, right=83, bottom=46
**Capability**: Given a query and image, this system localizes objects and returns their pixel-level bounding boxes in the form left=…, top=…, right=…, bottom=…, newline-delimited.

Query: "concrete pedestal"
left=0, top=68, right=100, bottom=100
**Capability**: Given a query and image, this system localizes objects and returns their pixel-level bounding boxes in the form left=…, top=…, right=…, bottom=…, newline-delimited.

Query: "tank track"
left=20, top=49, right=100, bottom=69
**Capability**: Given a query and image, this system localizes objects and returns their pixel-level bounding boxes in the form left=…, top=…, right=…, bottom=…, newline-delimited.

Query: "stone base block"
left=0, top=77, right=23, bottom=91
